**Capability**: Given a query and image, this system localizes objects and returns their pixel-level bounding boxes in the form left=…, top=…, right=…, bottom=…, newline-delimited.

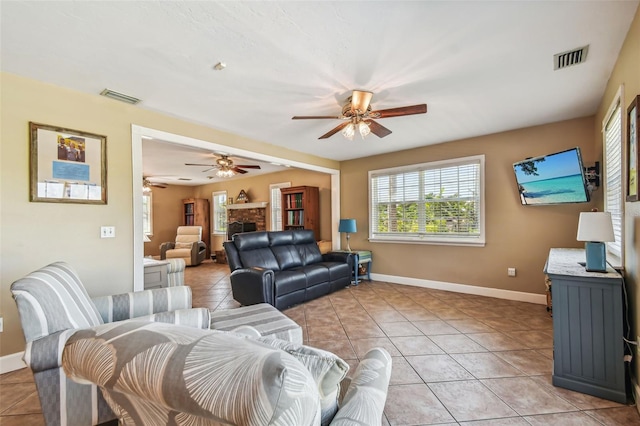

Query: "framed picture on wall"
left=628, top=96, right=640, bottom=202
left=29, top=122, right=107, bottom=204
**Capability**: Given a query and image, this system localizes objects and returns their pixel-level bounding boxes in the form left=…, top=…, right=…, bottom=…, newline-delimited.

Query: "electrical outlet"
left=100, top=226, right=115, bottom=238
left=507, top=267, right=516, bottom=277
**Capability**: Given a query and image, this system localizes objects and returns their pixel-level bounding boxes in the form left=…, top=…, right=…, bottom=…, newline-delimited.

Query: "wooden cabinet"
left=183, top=198, right=210, bottom=258
left=281, top=186, right=319, bottom=240
left=545, top=248, right=627, bottom=403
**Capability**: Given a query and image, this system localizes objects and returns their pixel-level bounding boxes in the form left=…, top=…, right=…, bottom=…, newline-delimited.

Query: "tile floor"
left=2, top=260, right=639, bottom=425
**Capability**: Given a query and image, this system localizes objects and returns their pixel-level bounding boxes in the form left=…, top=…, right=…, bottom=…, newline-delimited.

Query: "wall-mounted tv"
left=513, top=147, right=590, bottom=205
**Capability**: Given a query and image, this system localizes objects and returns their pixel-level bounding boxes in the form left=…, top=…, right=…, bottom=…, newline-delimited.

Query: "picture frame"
left=627, top=96, right=640, bottom=202
left=30, top=122, right=107, bottom=204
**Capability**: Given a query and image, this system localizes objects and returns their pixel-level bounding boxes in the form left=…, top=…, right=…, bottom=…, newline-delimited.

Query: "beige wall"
left=341, top=116, right=597, bottom=295
left=144, top=185, right=195, bottom=257
left=0, top=72, right=338, bottom=357
left=594, top=6, right=640, bottom=391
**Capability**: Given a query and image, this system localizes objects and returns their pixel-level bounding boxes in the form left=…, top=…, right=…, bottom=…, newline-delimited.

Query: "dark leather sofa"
left=224, top=230, right=353, bottom=309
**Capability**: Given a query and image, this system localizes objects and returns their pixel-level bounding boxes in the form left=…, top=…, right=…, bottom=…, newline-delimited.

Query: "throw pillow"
left=258, top=336, right=349, bottom=426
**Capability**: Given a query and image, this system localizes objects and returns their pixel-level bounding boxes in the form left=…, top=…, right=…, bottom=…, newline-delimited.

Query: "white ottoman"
left=210, top=303, right=303, bottom=344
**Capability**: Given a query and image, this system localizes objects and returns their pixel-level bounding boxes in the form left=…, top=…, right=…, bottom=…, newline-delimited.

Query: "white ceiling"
left=2, top=1, right=638, bottom=183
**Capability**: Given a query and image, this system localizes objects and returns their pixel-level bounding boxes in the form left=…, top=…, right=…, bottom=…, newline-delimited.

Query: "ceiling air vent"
left=554, top=45, right=589, bottom=70
left=100, top=89, right=141, bottom=105
left=178, top=178, right=192, bottom=181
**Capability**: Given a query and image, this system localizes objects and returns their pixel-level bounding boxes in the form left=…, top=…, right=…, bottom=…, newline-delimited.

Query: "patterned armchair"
left=10, top=261, right=211, bottom=426
left=62, top=321, right=393, bottom=426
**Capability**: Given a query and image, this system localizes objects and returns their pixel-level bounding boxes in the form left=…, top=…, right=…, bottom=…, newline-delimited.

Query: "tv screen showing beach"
left=513, top=148, right=590, bottom=205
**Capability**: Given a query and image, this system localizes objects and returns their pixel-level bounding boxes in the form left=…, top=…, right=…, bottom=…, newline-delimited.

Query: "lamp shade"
left=338, top=219, right=357, bottom=233
left=576, top=212, right=615, bottom=242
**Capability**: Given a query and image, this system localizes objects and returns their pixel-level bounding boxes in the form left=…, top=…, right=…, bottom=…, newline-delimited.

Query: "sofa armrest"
left=22, top=329, right=77, bottom=372
left=159, top=242, right=175, bottom=259
left=229, top=267, right=275, bottom=306
left=323, top=251, right=354, bottom=266
left=134, top=307, right=210, bottom=330
left=91, top=286, right=193, bottom=322
left=330, top=348, right=392, bottom=426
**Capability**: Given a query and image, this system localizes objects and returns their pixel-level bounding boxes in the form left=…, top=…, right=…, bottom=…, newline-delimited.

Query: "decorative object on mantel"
left=29, top=122, right=107, bottom=204
left=236, top=189, right=249, bottom=203
left=143, top=234, right=151, bottom=243
left=576, top=211, right=615, bottom=272
left=338, top=218, right=357, bottom=252
left=228, top=197, right=233, bottom=205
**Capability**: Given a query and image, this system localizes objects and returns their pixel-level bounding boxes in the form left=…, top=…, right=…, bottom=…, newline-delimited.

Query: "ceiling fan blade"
left=292, top=115, right=341, bottom=120
left=351, top=90, right=373, bottom=113
left=367, top=120, right=393, bottom=138
left=151, top=183, right=167, bottom=189
left=185, top=163, right=215, bottom=166
left=319, top=122, right=350, bottom=139
left=235, top=165, right=261, bottom=169
left=372, top=104, right=427, bottom=118
left=232, top=167, right=248, bottom=174
left=201, top=167, right=216, bottom=173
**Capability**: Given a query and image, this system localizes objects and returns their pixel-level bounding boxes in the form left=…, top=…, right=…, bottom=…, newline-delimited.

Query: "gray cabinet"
left=545, top=248, right=627, bottom=403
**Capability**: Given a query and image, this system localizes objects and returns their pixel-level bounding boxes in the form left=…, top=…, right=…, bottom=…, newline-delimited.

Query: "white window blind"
left=604, top=100, right=623, bottom=259
left=270, top=182, right=290, bottom=231
left=212, top=191, right=227, bottom=235
left=369, top=155, right=485, bottom=245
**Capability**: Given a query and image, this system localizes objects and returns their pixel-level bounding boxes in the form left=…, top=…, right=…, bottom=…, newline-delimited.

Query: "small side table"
left=143, top=258, right=169, bottom=290
left=335, top=250, right=372, bottom=285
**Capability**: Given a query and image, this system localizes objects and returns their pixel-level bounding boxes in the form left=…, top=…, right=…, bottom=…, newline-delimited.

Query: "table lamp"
left=338, top=219, right=357, bottom=252
left=576, top=211, right=615, bottom=272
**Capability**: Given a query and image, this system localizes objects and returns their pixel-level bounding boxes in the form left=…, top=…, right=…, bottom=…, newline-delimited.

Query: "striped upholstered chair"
left=10, top=261, right=211, bottom=426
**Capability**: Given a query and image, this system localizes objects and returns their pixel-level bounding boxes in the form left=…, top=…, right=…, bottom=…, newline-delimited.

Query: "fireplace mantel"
left=227, top=202, right=268, bottom=210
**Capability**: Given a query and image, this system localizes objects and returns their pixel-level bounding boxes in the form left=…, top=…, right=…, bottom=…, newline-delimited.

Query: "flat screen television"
left=513, top=147, right=590, bottom=205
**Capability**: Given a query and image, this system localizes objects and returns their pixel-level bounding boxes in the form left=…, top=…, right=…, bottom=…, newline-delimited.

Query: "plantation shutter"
left=604, top=101, right=623, bottom=258
left=370, top=156, right=483, bottom=244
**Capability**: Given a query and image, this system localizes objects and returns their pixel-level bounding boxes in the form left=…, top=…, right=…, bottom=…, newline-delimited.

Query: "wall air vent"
left=99, top=89, right=141, bottom=104
left=178, top=178, right=192, bottom=181
left=554, top=45, right=589, bottom=70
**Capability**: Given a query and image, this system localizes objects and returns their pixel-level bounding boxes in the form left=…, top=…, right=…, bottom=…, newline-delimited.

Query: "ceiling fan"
left=185, top=154, right=261, bottom=178
left=292, top=90, right=427, bottom=140
left=143, top=177, right=167, bottom=192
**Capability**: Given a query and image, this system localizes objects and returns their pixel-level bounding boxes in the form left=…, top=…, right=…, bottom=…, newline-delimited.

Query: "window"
left=142, top=192, right=153, bottom=236
left=212, top=191, right=227, bottom=235
left=369, top=155, right=485, bottom=245
left=603, top=88, right=624, bottom=263
left=270, top=182, right=291, bottom=231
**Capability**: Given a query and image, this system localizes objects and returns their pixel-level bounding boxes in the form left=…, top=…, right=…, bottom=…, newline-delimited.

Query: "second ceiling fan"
left=292, top=90, right=427, bottom=140
left=185, top=154, right=261, bottom=178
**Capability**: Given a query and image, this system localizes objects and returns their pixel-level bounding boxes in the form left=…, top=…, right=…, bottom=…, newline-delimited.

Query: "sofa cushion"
left=273, top=270, right=308, bottom=295
left=258, top=336, right=349, bottom=426
left=269, top=230, right=296, bottom=246
left=323, top=261, right=352, bottom=282
left=63, top=321, right=321, bottom=426
left=294, top=264, right=329, bottom=286
left=272, top=245, right=303, bottom=270
left=239, top=248, right=280, bottom=271
left=233, top=231, right=270, bottom=250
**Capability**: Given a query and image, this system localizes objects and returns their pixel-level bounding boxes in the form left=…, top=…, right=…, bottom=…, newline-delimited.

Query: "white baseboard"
left=370, top=273, right=547, bottom=305
left=0, top=351, right=26, bottom=374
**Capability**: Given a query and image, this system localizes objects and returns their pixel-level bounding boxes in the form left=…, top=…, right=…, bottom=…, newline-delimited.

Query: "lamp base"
left=584, top=242, right=607, bottom=272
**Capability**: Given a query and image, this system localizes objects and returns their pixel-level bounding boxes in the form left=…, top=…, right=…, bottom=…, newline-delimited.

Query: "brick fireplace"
left=227, top=202, right=268, bottom=238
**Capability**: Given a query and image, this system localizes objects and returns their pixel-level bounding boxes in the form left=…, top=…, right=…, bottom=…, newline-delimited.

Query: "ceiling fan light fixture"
left=342, top=123, right=355, bottom=140
left=216, top=168, right=235, bottom=178
left=358, top=121, right=371, bottom=139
